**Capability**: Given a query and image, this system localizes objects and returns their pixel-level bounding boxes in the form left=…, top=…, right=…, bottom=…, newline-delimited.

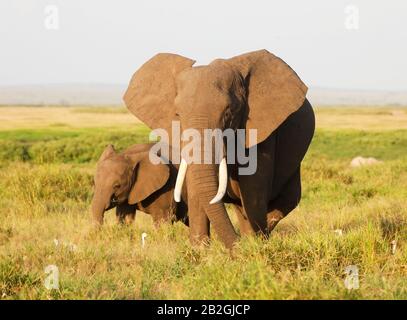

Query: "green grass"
left=1, top=127, right=407, bottom=163
left=0, top=107, right=406, bottom=299
left=0, top=126, right=151, bottom=163
left=309, top=129, right=407, bottom=160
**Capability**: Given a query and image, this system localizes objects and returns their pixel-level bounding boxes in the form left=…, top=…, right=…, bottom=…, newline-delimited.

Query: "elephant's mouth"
left=174, top=157, right=228, bottom=205
left=106, top=195, right=119, bottom=210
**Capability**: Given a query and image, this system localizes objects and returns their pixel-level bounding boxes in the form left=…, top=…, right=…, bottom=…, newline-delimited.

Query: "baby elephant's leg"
left=116, top=203, right=137, bottom=225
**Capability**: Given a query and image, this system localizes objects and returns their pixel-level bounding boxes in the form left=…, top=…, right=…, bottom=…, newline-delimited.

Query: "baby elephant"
left=91, top=144, right=188, bottom=227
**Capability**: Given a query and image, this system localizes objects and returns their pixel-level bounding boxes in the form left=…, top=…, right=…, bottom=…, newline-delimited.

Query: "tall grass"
left=0, top=108, right=406, bottom=299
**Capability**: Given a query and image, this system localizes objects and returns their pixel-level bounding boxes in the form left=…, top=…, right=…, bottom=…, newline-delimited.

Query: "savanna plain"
left=0, top=105, right=406, bottom=299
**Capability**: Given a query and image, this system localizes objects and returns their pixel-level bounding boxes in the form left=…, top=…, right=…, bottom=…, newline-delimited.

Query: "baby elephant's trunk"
left=91, top=188, right=111, bottom=226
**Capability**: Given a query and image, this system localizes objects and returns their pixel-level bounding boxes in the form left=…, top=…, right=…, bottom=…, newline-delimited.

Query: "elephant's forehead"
left=179, top=63, right=236, bottom=88
left=97, top=159, right=129, bottom=176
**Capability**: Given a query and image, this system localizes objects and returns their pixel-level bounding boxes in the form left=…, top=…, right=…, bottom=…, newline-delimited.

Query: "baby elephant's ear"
left=99, top=144, right=115, bottom=162
left=128, top=155, right=170, bottom=205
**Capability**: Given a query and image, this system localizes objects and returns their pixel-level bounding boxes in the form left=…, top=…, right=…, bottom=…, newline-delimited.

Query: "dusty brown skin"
left=124, top=49, right=315, bottom=248
left=91, top=144, right=188, bottom=227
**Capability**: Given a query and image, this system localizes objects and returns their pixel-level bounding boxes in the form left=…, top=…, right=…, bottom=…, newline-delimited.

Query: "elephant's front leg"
left=232, top=205, right=254, bottom=236
left=116, top=203, right=137, bottom=225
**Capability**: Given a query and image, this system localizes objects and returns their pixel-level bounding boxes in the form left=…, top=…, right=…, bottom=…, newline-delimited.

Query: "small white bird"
left=141, top=232, right=148, bottom=248
left=53, top=239, right=77, bottom=252
left=391, top=240, right=397, bottom=255
left=334, top=229, right=343, bottom=236
left=68, top=243, right=78, bottom=252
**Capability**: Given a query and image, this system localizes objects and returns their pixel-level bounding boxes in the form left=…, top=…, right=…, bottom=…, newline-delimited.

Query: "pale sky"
left=0, top=0, right=406, bottom=90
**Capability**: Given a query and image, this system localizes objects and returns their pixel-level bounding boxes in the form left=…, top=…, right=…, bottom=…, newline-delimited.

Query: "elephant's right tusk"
left=174, top=158, right=188, bottom=202
left=209, top=157, right=227, bottom=205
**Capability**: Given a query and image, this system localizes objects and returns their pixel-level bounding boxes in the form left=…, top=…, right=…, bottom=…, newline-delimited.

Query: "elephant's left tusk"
left=209, top=157, right=227, bottom=205
left=174, top=158, right=188, bottom=202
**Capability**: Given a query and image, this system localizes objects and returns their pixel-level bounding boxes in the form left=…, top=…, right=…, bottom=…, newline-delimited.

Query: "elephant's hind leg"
left=266, top=167, right=301, bottom=233
left=238, top=133, right=276, bottom=236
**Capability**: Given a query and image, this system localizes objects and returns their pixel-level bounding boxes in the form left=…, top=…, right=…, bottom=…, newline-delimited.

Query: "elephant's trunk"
left=174, top=157, right=227, bottom=205
left=177, top=122, right=237, bottom=249
left=188, top=163, right=237, bottom=248
left=91, top=188, right=111, bottom=226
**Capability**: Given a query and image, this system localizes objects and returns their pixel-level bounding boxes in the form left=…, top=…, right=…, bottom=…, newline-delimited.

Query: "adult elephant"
left=124, top=49, right=315, bottom=249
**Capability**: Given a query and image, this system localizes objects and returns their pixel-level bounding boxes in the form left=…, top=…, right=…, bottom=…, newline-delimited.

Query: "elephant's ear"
left=123, top=53, right=195, bottom=136
left=98, top=144, right=115, bottom=162
left=227, top=49, right=308, bottom=148
left=127, top=154, right=170, bottom=205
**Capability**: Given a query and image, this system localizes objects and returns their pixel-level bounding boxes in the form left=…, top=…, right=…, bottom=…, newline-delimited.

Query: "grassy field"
left=0, top=105, right=406, bottom=299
